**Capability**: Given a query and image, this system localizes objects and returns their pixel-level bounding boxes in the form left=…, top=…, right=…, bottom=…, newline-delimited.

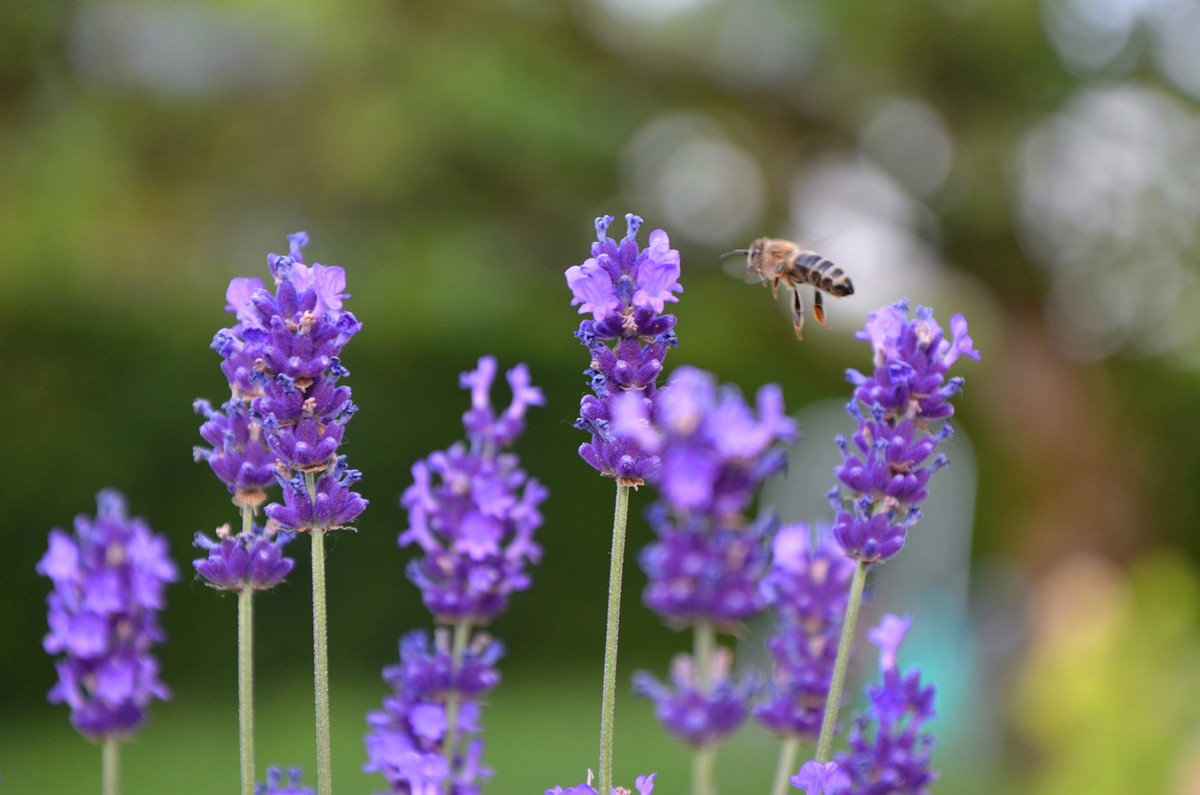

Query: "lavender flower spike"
left=755, top=524, right=858, bottom=742
left=832, top=614, right=938, bottom=793
left=618, top=366, right=794, bottom=774
left=399, top=356, right=548, bottom=623
left=613, top=366, right=797, bottom=522
left=212, top=232, right=367, bottom=533
left=832, top=302, right=978, bottom=564
left=568, top=214, right=682, bottom=485
left=633, top=649, right=758, bottom=748
left=37, top=490, right=178, bottom=740
left=847, top=301, right=979, bottom=425
left=364, top=629, right=501, bottom=794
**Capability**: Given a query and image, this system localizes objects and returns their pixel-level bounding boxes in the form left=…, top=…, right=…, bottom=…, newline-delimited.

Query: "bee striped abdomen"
left=793, top=252, right=854, bottom=296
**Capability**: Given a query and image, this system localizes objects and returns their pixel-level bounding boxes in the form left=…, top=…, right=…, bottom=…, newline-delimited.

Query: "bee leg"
left=813, top=290, right=828, bottom=327
left=791, top=286, right=805, bottom=340
left=769, top=276, right=780, bottom=299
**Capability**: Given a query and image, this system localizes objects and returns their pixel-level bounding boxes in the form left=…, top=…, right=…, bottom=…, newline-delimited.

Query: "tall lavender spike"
left=368, top=357, right=547, bottom=794
left=213, top=232, right=366, bottom=795
left=612, top=366, right=796, bottom=793
left=212, top=232, right=367, bottom=534
left=567, top=213, right=682, bottom=486
left=399, top=357, right=548, bottom=624
left=37, top=490, right=178, bottom=741
left=364, top=630, right=501, bottom=794
left=755, top=524, right=858, bottom=743
left=814, top=303, right=977, bottom=766
left=831, top=301, right=979, bottom=564
left=565, top=214, right=682, bottom=795
left=830, top=615, right=939, bottom=793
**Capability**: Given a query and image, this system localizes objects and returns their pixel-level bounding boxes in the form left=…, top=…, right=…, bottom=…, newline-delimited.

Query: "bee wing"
left=719, top=250, right=762, bottom=284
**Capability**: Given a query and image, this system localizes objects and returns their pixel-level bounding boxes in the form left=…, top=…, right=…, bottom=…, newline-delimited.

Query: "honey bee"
left=723, top=238, right=854, bottom=339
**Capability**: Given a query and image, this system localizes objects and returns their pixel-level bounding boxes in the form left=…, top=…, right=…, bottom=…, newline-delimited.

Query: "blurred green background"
left=5, top=0, right=1200, bottom=792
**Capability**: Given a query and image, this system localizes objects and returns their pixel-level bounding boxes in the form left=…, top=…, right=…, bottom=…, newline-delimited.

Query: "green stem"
left=814, top=560, right=869, bottom=763
left=311, top=528, right=332, bottom=795
left=238, top=588, right=255, bottom=795
left=102, top=737, right=119, bottom=795
left=770, top=737, right=800, bottom=795
left=440, top=620, right=473, bottom=795
left=691, top=621, right=717, bottom=795
left=693, top=620, right=715, bottom=690
left=597, top=482, right=631, bottom=795
left=692, top=746, right=715, bottom=795
left=238, top=502, right=255, bottom=795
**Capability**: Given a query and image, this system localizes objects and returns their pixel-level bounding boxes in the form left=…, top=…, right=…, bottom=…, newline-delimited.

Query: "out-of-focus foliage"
left=5, top=0, right=1200, bottom=791
left=1012, top=552, right=1200, bottom=794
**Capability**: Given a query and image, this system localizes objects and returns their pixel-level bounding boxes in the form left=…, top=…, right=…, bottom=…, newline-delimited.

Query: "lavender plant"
left=790, top=615, right=937, bottom=794
left=565, top=213, right=681, bottom=795
left=365, top=356, right=546, bottom=793
left=613, top=366, right=797, bottom=795
left=211, top=231, right=366, bottom=795
left=832, top=615, right=937, bottom=793
left=36, top=490, right=178, bottom=795
left=812, top=301, right=978, bottom=764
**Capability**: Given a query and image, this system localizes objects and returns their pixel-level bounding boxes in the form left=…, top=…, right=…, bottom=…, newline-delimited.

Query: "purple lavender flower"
left=399, top=357, right=547, bottom=623
left=36, top=490, right=178, bottom=740
left=848, top=303, right=978, bottom=424
left=194, top=397, right=276, bottom=508
left=791, top=761, right=850, bottom=795
left=632, top=650, right=758, bottom=748
left=612, top=367, right=796, bottom=522
left=755, top=524, right=858, bottom=742
left=638, top=505, right=774, bottom=629
left=256, top=766, right=315, bottom=795
left=613, top=367, right=795, bottom=630
left=832, top=302, right=978, bottom=563
left=567, top=214, right=682, bottom=485
left=266, top=456, right=367, bottom=532
left=193, top=523, right=296, bottom=592
left=833, top=615, right=938, bottom=794
left=364, top=629, right=501, bottom=794
left=546, top=772, right=658, bottom=795
left=211, top=232, right=366, bottom=533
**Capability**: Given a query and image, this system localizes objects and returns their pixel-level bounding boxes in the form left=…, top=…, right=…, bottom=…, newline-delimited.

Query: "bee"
left=722, top=238, right=854, bottom=339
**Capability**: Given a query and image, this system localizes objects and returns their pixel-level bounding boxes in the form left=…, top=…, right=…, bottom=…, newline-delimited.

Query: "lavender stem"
left=310, top=512, right=333, bottom=795
left=815, top=560, right=868, bottom=762
left=692, top=620, right=716, bottom=795
left=238, top=587, right=255, bottom=795
left=597, top=482, right=631, bottom=795
left=439, top=619, right=472, bottom=795
left=238, top=504, right=256, bottom=795
left=102, top=737, right=118, bottom=795
left=770, top=737, right=800, bottom=795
